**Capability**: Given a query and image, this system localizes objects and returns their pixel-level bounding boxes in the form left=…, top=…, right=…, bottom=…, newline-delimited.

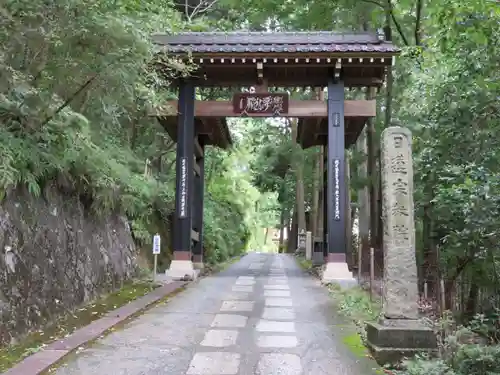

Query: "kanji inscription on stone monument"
left=381, top=126, right=419, bottom=320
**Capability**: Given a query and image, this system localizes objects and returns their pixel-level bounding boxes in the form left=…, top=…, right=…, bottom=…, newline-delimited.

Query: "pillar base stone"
left=366, top=319, right=437, bottom=365
left=321, top=261, right=357, bottom=289
left=165, top=260, right=199, bottom=281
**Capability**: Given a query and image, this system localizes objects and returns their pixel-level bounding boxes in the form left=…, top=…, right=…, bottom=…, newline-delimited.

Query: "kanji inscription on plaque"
left=233, top=93, right=289, bottom=115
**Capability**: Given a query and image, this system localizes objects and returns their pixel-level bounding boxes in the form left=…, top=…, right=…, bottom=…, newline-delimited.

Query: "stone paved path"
left=52, top=253, right=378, bottom=375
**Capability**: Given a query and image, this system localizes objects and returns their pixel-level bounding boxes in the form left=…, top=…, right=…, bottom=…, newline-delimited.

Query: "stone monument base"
left=366, top=319, right=437, bottom=365
left=321, top=261, right=357, bottom=289
left=165, top=260, right=199, bottom=281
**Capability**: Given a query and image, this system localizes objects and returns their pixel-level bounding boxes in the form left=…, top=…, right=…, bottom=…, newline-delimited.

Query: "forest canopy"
left=1, top=1, right=500, bottom=372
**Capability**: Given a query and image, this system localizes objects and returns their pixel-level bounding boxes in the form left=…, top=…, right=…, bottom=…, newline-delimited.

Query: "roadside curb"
left=1, top=281, right=189, bottom=375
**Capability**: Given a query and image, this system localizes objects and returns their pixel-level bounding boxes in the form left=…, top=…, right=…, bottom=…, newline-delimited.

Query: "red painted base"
left=173, top=251, right=191, bottom=261
left=327, top=253, right=347, bottom=263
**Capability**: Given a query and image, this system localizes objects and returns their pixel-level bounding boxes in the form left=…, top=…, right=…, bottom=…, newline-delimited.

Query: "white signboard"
left=153, top=234, right=161, bottom=254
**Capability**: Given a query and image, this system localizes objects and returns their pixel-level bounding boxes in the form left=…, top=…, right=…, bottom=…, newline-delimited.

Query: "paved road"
left=53, top=253, right=378, bottom=375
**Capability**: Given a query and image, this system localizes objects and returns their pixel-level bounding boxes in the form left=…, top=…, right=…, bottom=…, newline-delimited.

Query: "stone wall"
left=0, top=185, right=138, bottom=345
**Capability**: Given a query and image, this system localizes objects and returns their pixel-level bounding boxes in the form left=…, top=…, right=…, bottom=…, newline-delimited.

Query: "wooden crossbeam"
left=162, top=100, right=375, bottom=118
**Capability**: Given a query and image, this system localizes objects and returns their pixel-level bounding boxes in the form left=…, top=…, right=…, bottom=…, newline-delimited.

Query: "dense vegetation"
left=1, top=0, right=499, bottom=372
left=0, top=0, right=278, bottom=268
left=219, top=0, right=500, bottom=372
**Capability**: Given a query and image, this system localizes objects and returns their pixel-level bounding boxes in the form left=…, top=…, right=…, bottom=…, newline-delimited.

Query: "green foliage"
left=395, top=315, right=500, bottom=375
left=0, top=0, right=181, bottom=242
left=397, top=0, right=500, bottom=315
left=0, top=0, right=259, bottom=267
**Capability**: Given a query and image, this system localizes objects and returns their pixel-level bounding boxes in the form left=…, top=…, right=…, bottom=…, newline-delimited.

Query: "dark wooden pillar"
left=173, top=80, right=195, bottom=261
left=322, top=153, right=328, bottom=260
left=192, top=137, right=205, bottom=266
left=326, top=78, right=346, bottom=263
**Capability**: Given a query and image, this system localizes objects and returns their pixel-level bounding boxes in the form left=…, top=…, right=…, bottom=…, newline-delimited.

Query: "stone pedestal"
left=365, top=126, right=436, bottom=364
left=321, top=261, right=357, bottom=289
left=366, top=319, right=437, bottom=365
left=165, top=260, right=199, bottom=280
left=321, top=253, right=356, bottom=288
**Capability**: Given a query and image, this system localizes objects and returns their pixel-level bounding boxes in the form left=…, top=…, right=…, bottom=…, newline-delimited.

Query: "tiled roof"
left=152, top=31, right=400, bottom=54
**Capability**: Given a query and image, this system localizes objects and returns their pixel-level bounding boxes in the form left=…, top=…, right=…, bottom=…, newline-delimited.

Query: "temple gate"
left=153, top=31, right=399, bottom=282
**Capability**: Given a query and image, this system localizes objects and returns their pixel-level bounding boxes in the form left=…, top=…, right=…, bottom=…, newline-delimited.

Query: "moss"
left=328, top=284, right=383, bottom=369
left=41, top=283, right=187, bottom=375
left=0, top=280, right=159, bottom=372
left=342, top=333, right=368, bottom=357
left=295, top=255, right=313, bottom=271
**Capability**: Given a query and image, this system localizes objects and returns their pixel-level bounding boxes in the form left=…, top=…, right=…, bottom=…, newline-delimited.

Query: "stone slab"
left=220, top=300, right=255, bottom=312
left=264, top=290, right=291, bottom=297
left=265, top=298, right=293, bottom=307
left=232, top=285, right=253, bottom=292
left=210, top=314, right=248, bottom=328
left=263, top=285, right=290, bottom=290
left=256, top=320, right=296, bottom=333
left=262, top=307, right=295, bottom=321
left=225, top=292, right=252, bottom=300
left=257, top=335, right=299, bottom=348
left=186, top=352, right=240, bottom=374
left=257, top=353, right=302, bottom=375
left=200, top=330, right=239, bottom=347
left=235, top=279, right=256, bottom=286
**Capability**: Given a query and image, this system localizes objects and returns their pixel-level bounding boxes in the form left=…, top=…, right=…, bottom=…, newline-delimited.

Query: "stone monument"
left=305, top=231, right=312, bottom=260
left=366, top=126, right=436, bottom=364
left=297, top=228, right=307, bottom=255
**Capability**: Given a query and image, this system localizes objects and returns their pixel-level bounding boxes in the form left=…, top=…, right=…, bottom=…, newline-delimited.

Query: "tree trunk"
left=345, top=151, right=353, bottom=269
left=422, top=180, right=439, bottom=299
left=372, top=9, right=395, bottom=277
left=311, top=89, right=325, bottom=238
left=311, top=147, right=321, bottom=237
left=357, top=124, right=370, bottom=274
left=367, top=102, right=378, bottom=250
left=291, top=118, right=306, bottom=243
left=465, top=281, right=479, bottom=321
left=279, top=206, right=285, bottom=252
left=317, top=147, right=325, bottom=240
